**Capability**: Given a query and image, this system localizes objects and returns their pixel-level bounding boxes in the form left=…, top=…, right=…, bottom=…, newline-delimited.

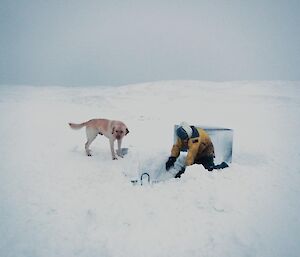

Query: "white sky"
left=0, top=0, right=299, bottom=86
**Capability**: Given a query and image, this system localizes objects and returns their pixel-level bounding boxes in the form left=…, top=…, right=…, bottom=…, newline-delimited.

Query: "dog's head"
left=112, top=123, right=129, bottom=140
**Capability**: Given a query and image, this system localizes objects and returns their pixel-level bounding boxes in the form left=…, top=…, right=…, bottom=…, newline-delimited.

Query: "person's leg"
left=195, top=156, right=215, bottom=171
left=197, top=156, right=229, bottom=171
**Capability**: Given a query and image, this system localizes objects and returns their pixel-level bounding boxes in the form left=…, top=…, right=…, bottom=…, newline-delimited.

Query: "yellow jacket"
left=171, top=127, right=215, bottom=166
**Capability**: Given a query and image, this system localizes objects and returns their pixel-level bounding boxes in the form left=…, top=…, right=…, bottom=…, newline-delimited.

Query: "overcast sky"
left=0, top=0, right=299, bottom=86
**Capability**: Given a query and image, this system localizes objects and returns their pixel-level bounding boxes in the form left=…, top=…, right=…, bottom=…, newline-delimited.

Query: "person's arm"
left=166, top=139, right=182, bottom=170
left=185, top=141, right=199, bottom=166
left=171, top=138, right=182, bottom=158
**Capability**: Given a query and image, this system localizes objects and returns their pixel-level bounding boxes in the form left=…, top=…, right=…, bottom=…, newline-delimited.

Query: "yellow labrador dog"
left=69, top=119, right=129, bottom=160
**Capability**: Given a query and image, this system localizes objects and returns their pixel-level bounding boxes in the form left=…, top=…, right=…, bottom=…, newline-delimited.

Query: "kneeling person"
left=165, top=122, right=228, bottom=178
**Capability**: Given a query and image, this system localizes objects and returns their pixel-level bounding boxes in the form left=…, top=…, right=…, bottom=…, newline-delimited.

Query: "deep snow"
left=0, top=81, right=300, bottom=257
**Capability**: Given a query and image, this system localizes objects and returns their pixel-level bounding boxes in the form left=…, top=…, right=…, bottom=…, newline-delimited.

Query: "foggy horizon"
left=1, top=0, right=299, bottom=86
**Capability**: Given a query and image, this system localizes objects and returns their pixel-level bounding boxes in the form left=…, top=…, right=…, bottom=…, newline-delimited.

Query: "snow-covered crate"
left=174, top=125, right=233, bottom=164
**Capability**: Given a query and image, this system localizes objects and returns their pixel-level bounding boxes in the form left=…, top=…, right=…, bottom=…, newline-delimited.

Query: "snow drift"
left=0, top=81, right=300, bottom=257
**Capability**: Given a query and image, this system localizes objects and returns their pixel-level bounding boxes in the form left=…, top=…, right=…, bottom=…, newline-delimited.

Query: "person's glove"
left=175, top=167, right=186, bottom=178
left=165, top=156, right=176, bottom=171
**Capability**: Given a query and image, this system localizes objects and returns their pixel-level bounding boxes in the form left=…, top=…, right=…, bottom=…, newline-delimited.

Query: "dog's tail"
left=68, top=122, right=86, bottom=130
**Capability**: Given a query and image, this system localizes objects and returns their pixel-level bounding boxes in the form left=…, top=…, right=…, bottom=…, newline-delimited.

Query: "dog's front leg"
left=110, top=139, right=117, bottom=160
left=117, top=139, right=123, bottom=158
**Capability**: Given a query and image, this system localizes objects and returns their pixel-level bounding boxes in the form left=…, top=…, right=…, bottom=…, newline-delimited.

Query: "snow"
left=0, top=81, right=300, bottom=257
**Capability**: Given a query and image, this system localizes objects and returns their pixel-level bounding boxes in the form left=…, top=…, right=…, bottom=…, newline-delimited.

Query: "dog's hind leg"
left=85, top=127, right=98, bottom=156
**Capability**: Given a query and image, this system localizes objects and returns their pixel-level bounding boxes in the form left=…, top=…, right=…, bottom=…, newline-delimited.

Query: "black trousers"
left=194, top=156, right=215, bottom=171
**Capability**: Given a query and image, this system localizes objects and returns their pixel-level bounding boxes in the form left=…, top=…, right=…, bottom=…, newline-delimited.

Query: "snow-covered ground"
left=1, top=81, right=300, bottom=257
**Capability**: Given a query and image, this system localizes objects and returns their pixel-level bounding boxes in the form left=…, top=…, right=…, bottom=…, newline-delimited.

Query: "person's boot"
left=214, top=162, right=229, bottom=169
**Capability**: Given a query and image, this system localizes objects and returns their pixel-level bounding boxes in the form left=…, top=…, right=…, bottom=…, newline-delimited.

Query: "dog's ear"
left=125, top=128, right=129, bottom=135
left=112, top=126, right=115, bottom=134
